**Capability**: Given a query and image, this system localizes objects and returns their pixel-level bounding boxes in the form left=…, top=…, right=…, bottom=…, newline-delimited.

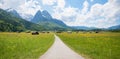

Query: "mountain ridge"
left=31, top=10, right=70, bottom=31
left=0, top=8, right=46, bottom=32
left=6, top=8, right=22, bottom=18
left=108, top=24, right=120, bottom=30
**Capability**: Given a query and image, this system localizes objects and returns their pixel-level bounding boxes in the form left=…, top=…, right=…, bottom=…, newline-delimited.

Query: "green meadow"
left=0, top=32, right=54, bottom=59
left=57, top=32, right=120, bottom=59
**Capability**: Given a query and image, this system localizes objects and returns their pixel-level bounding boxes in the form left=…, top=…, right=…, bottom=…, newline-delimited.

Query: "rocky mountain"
left=31, top=10, right=69, bottom=31
left=31, top=10, right=46, bottom=23
left=41, top=10, right=52, bottom=20
left=6, top=8, right=21, bottom=18
left=0, top=8, right=45, bottom=32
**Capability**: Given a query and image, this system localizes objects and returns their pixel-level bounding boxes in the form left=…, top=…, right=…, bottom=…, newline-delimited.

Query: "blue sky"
left=0, top=0, right=120, bottom=28
left=65, top=0, right=107, bottom=9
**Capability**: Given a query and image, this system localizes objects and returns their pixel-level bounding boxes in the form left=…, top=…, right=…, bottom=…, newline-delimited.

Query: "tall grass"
left=57, top=32, right=120, bottom=59
left=0, top=32, right=54, bottom=59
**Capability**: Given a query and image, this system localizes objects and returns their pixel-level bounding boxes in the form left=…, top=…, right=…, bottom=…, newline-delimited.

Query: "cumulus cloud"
left=81, top=1, right=89, bottom=14
left=53, top=0, right=120, bottom=28
left=42, top=0, right=56, bottom=5
left=51, top=0, right=78, bottom=22
left=57, top=0, right=65, bottom=8
left=0, top=0, right=24, bottom=9
left=53, top=7, right=78, bottom=17
left=85, top=0, right=120, bottom=28
left=17, top=0, right=42, bottom=20
left=17, top=0, right=41, bottom=15
left=42, top=0, right=65, bottom=8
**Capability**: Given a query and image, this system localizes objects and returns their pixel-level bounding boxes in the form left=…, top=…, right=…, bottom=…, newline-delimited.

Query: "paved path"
left=39, top=35, right=84, bottom=59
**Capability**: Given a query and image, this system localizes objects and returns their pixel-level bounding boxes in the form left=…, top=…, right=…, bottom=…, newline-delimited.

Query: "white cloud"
left=54, top=0, right=120, bottom=28
left=57, top=0, right=65, bottom=8
left=42, top=0, right=65, bottom=8
left=61, top=7, right=78, bottom=17
left=0, top=3, right=2, bottom=8
left=61, top=7, right=78, bottom=22
left=17, top=0, right=42, bottom=20
left=42, top=0, right=56, bottom=5
left=81, top=1, right=89, bottom=14
left=0, top=0, right=25, bottom=9
left=79, top=0, right=120, bottom=28
left=52, top=6, right=78, bottom=22
left=51, top=0, right=66, bottom=18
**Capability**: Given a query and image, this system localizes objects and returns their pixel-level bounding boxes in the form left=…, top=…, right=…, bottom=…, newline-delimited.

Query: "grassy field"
left=57, top=32, right=120, bottom=59
left=0, top=32, right=54, bottom=59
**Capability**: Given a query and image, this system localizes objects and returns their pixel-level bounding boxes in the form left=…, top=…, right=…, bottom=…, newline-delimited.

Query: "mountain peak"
left=6, top=8, right=14, bottom=12
left=42, top=10, right=52, bottom=20
left=0, top=9, right=46, bottom=31
left=6, top=8, right=21, bottom=18
left=42, top=10, right=48, bottom=13
left=30, top=10, right=68, bottom=30
left=35, top=10, right=42, bottom=17
left=36, top=10, right=42, bottom=14
left=31, top=10, right=45, bottom=23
